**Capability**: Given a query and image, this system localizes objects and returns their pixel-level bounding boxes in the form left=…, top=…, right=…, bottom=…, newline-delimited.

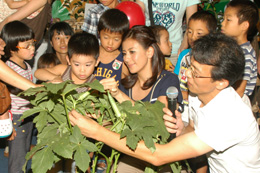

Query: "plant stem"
left=112, top=152, right=121, bottom=173
left=62, top=95, right=72, bottom=132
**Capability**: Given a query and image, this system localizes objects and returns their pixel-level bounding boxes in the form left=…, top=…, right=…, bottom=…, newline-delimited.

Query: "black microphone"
left=166, top=86, right=178, bottom=141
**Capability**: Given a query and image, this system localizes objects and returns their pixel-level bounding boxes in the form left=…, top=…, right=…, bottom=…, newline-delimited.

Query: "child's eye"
left=85, top=63, right=91, bottom=67
left=122, top=52, right=126, bottom=56
left=74, top=63, right=79, bottom=66
left=65, top=36, right=70, bottom=39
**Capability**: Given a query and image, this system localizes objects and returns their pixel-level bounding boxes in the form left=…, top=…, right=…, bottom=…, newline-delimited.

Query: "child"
left=81, top=0, right=120, bottom=38
left=36, top=53, right=59, bottom=83
left=35, top=32, right=99, bottom=92
left=174, top=10, right=217, bottom=107
left=37, top=53, right=59, bottom=69
left=174, top=11, right=217, bottom=173
left=149, top=25, right=174, bottom=72
left=0, top=20, right=35, bottom=173
left=48, top=21, right=74, bottom=65
left=94, top=8, right=129, bottom=83
left=221, top=0, right=258, bottom=104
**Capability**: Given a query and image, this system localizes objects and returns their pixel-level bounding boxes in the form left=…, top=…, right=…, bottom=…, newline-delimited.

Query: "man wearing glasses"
left=69, top=32, right=260, bottom=172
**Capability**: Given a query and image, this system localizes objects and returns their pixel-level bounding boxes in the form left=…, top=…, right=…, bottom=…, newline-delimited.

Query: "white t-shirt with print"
left=139, top=0, right=200, bottom=54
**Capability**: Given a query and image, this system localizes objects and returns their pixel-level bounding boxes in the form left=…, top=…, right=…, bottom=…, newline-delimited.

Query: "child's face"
left=221, top=7, right=244, bottom=39
left=67, top=54, right=97, bottom=84
left=100, top=30, right=122, bottom=53
left=51, top=30, right=71, bottom=56
left=158, top=30, right=172, bottom=56
left=99, top=0, right=117, bottom=8
left=122, top=38, right=152, bottom=74
left=187, top=20, right=210, bottom=48
left=12, top=39, right=35, bottom=61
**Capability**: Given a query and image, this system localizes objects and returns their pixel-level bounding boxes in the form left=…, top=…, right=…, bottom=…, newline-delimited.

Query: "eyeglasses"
left=187, top=61, right=212, bottom=79
left=16, top=40, right=36, bottom=50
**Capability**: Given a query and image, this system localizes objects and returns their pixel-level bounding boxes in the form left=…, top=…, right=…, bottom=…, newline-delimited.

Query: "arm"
left=6, top=0, right=29, bottom=9
left=233, top=79, right=247, bottom=97
left=69, top=109, right=213, bottom=166
left=0, top=0, right=47, bottom=30
left=0, top=60, right=36, bottom=90
left=177, top=4, right=198, bottom=55
left=34, top=65, right=66, bottom=82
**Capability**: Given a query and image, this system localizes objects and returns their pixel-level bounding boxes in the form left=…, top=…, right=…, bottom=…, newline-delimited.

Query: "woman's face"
left=122, top=38, right=152, bottom=74
left=51, top=30, right=71, bottom=56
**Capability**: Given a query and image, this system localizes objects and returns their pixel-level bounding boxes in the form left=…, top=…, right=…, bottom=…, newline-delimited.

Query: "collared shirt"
left=81, top=3, right=109, bottom=37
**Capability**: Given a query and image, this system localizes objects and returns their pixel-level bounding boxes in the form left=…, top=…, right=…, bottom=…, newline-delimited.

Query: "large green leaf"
left=33, top=111, right=48, bottom=133
left=19, top=107, right=44, bottom=121
left=53, top=134, right=73, bottom=159
left=31, top=147, right=56, bottom=173
left=80, top=139, right=98, bottom=152
left=44, top=81, right=68, bottom=94
left=70, top=126, right=85, bottom=146
left=38, top=124, right=59, bottom=140
left=74, top=145, right=91, bottom=172
left=18, top=85, right=46, bottom=96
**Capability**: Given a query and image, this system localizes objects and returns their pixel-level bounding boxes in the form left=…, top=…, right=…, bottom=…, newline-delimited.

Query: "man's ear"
left=216, top=79, right=229, bottom=90
left=146, top=46, right=154, bottom=59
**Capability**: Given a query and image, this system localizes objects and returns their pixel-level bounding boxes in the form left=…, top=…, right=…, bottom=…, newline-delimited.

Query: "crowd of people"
left=0, top=0, right=260, bottom=173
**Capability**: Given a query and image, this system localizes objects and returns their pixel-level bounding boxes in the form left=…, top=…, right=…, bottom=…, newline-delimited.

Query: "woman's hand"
left=100, top=78, right=119, bottom=97
left=163, top=107, right=184, bottom=137
left=69, top=110, right=100, bottom=139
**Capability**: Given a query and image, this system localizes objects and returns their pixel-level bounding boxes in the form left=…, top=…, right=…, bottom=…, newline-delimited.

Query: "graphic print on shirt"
left=152, top=2, right=180, bottom=29
left=94, top=59, right=123, bottom=83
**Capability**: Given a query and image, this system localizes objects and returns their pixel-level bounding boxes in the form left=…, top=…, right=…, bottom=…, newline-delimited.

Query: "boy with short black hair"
left=94, top=8, right=129, bottom=83
left=35, top=32, right=99, bottom=93
left=221, top=0, right=258, bottom=103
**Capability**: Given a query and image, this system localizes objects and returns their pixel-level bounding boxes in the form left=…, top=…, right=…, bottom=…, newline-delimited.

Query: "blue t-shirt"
left=119, top=70, right=183, bottom=104
left=174, top=48, right=191, bottom=75
left=94, top=52, right=124, bottom=83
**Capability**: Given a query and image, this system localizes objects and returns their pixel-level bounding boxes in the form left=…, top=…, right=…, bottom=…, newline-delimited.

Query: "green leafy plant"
left=19, top=80, right=187, bottom=173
